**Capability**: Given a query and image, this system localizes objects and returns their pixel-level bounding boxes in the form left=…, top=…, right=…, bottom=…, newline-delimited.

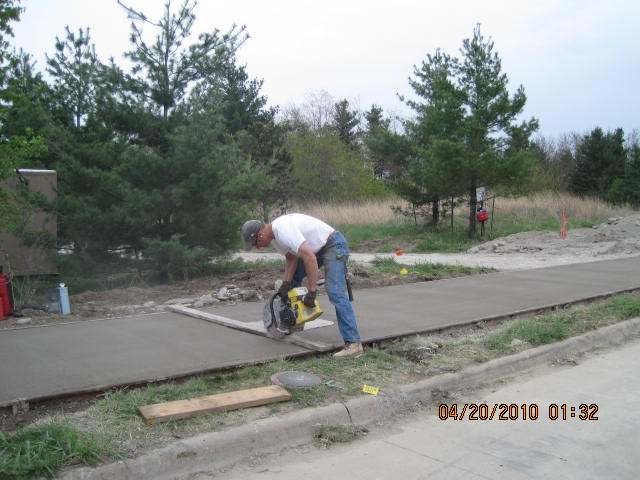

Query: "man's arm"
left=283, top=252, right=298, bottom=282
left=297, top=242, right=319, bottom=292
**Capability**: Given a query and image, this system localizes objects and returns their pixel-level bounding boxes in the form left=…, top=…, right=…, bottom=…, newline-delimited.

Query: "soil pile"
left=469, top=214, right=640, bottom=257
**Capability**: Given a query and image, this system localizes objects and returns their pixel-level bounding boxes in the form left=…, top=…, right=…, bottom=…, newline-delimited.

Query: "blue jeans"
left=291, top=231, right=361, bottom=343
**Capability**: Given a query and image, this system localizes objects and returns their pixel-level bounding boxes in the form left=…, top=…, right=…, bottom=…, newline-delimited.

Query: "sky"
left=11, top=0, right=640, bottom=138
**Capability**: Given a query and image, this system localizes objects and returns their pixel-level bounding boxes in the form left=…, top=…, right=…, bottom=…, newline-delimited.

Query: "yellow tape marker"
left=362, top=384, right=380, bottom=396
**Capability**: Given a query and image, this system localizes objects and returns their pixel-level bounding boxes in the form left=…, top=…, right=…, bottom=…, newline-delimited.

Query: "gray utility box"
left=0, top=169, right=58, bottom=276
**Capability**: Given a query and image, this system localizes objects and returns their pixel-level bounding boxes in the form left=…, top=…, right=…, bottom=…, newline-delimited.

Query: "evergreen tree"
left=0, top=0, right=21, bottom=85
left=117, top=0, right=246, bottom=122
left=622, top=140, right=640, bottom=206
left=364, top=104, right=390, bottom=133
left=80, top=1, right=272, bottom=279
left=401, top=25, right=537, bottom=235
left=46, top=26, right=100, bottom=128
left=0, top=1, right=48, bottom=227
left=182, top=57, right=292, bottom=221
left=363, top=104, right=396, bottom=178
left=570, top=127, right=626, bottom=198
left=332, top=98, right=359, bottom=148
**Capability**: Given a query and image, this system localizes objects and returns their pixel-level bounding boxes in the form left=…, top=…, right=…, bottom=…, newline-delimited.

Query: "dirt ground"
left=469, top=214, right=640, bottom=256
left=2, top=214, right=639, bottom=330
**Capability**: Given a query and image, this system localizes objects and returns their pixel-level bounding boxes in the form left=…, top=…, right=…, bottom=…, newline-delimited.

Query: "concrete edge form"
left=58, top=317, right=640, bottom=480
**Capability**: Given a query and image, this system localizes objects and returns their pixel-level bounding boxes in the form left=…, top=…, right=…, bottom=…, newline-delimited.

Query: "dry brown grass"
left=493, top=193, right=634, bottom=221
left=294, top=193, right=635, bottom=226
left=296, top=199, right=405, bottom=225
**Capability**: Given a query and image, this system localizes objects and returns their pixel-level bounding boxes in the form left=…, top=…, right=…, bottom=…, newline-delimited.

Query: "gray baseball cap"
left=241, top=220, right=264, bottom=250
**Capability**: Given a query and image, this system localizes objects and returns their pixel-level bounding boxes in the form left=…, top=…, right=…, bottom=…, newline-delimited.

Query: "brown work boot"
left=333, top=342, right=363, bottom=359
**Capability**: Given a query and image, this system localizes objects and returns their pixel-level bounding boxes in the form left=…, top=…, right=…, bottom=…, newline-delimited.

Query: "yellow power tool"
left=263, top=286, right=323, bottom=338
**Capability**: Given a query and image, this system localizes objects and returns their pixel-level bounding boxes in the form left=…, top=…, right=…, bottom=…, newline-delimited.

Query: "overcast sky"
left=11, top=0, right=640, bottom=138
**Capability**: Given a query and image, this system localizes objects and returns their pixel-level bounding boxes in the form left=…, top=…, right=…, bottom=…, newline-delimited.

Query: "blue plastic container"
left=58, top=283, right=71, bottom=315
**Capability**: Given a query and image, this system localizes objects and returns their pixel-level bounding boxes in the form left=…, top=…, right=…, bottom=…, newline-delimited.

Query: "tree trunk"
left=431, top=198, right=440, bottom=226
left=468, top=185, right=477, bottom=238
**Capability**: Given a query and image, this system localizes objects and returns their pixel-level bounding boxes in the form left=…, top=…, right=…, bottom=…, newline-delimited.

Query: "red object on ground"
left=0, top=273, right=11, bottom=320
left=394, top=248, right=405, bottom=256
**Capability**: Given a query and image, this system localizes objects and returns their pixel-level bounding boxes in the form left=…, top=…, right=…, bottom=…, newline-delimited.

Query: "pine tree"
left=46, top=27, right=100, bottom=128
left=85, top=1, right=274, bottom=279
left=0, top=1, right=48, bottom=227
left=332, top=99, right=359, bottom=148
left=0, top=0, right=21, bottom=85
left=622, top=141, right=640, bottom=206
left=364, top=104, right=389, bottom=133
left=570, top=127, right=626, bottom=198
left=186, top=58, right=292, bottom=221
left=363, top=104, right=395, bottom=178
left=402, top=25, right=537, bottom=235
left=117, top=0, right=247, bottom=122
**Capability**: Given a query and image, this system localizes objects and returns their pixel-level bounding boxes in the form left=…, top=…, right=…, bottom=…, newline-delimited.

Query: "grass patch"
left=338, top=223, right=412, bottom=251
left=0, top=422, right=109, bottom=479
left=81, top=348, right=407, bottom=454
left=485, top=315, right=570, bottom=351
left=413, top=229, right=479, bottom=253
left=313, top=424, right=368, bottom=448
left=344, top=215, right=604, bottom=254
left=94, top=348, right=405, bottom=423
left=370, top=258, right=493, bottom=279
left=485, top=294, right=640, bottom=352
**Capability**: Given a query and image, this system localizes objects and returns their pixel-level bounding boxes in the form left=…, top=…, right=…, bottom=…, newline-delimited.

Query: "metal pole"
left=451, top=195, right=454, bottom=231
left=489, top=195, right=496, bottom=237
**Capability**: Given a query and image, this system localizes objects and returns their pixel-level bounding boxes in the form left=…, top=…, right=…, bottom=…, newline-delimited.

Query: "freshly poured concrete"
left=1, top=257, right=639, bottom=406
left=204, top=257, right=640, bottom=346
left=0, top=313, right=306, bottom=406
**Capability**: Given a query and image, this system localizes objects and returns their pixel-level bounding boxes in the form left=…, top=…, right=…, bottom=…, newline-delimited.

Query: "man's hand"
left=303, top=290, right=316, bottom=308
left=277, top=280, right=291, bottom=300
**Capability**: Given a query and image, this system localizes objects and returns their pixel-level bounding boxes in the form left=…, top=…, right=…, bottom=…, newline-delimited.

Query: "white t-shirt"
left=271, top=213, right=334, bottom=256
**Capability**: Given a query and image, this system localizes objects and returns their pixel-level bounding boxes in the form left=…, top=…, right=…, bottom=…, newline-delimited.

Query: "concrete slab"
left=1, top=256, right=639, bottom=406
left=202, top=256, right=640, bottom=346
left=0, top=313, right=306, bottom=406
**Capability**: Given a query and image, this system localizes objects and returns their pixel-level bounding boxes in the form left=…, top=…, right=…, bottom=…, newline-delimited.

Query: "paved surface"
left=205, top=256, right=640, bottom=346
left=207, top=338, right=640, bottom=480
left=0, top=313, right=306, bottom=406
left=1, top=256, right=640, bottom=406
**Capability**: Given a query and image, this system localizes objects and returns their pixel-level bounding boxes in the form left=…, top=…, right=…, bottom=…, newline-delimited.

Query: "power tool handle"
left=346, top=276, right=354, bottom=302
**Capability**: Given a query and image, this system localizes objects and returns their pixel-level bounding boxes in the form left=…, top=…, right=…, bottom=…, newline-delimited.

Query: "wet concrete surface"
left=0, top=313, right=306, bottom=406
left=1, top=256, right=639, bottom=406
left=205, top=256, right=640, bottom=345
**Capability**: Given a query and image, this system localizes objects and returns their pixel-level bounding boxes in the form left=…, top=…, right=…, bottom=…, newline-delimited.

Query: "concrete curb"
left=59, top=317, right=640, bottom=480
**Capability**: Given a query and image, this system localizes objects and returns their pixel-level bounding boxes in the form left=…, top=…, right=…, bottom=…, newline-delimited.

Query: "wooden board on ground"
left=139, top=385, right=292, bottom=425
left=168, top=305, right=334, bottom=352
